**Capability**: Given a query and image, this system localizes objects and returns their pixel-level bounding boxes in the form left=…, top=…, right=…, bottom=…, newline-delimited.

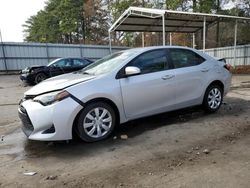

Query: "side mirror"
left=125, top=66, right=141, bottom=76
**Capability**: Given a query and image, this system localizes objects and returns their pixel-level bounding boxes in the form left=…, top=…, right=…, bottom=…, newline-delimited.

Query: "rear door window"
left=169, top=49, right=205, bottom=69
left=72, top=59, right=90, bottom=67
left=52, top=59, right=70, bottom=67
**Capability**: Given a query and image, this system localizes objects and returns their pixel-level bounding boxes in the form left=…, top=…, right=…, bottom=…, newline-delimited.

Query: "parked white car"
left=18, top=46, right=231, bottom=142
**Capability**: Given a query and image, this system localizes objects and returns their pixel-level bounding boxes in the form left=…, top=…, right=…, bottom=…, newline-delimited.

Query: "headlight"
left=22, top=69, right=30, bottom=74
left=33, top=90, right=70, bottom=106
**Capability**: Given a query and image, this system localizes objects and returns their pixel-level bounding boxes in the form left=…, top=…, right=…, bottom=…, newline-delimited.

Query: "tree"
left=107, top=0, right=142, bottom=46
left=23, top=10, right=61, bottom=43
left=23, top=0, right=109, bottom=44
left=23, top=0, right=250, bottom=47
left=57, top=0, right=84, bottom=43
left=83, top=0, right=110, bottom=44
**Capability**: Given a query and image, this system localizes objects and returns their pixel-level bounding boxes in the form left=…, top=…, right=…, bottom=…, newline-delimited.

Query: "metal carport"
left=109, top=7, right=250, bottom=63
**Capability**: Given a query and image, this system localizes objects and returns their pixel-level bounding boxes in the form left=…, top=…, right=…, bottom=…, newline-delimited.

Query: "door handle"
left=201, top=68, right=209, bottom=72
left=162, top=75, right=174, bottom=80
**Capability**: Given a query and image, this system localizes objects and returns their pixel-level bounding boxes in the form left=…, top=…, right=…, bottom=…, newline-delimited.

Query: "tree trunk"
left=216, top=20, right=220, bottom=47
left=193, top=0, right=197, bottom=12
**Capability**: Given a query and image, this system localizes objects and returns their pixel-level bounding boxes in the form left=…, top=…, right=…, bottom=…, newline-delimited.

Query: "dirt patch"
left=231, top=83, right=250, bottom=90
left=69, top=125, right=250, bottom=188
left=231, top=65, right=250, bottom=74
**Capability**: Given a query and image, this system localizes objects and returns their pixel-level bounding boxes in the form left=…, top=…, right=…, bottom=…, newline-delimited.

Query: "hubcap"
left=83, top=107, right=112, bottom=138
left=208, top=88, right=221, bottom=109
left=36, top=74, right=45, bottom=83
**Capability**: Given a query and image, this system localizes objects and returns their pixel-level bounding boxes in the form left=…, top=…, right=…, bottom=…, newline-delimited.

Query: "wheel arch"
left=37, top=71, right=49, bottom=77
left=34, top=71, right=48, bottom=83
left=202, top=80, right=225, bottom=105
left=207, top=80, right=224, bottom=94
left=71, top=97, right=120, bottom=139
left=202, top=80, right=224, bottom=112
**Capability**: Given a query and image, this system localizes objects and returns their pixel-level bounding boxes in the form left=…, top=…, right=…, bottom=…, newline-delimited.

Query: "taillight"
left=224, top=64, right=231, bottom=71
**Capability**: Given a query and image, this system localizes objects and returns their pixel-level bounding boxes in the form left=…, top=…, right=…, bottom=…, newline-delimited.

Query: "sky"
left=223, top=1, right=235, bottom=10
left=0, top=0, right=46, bottom=42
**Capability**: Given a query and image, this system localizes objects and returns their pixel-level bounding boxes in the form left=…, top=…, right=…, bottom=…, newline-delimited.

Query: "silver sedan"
left=18, top=46, right=231, bottom=142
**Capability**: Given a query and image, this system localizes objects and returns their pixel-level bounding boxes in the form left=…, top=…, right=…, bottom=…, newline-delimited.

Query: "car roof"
left=117, top=45, right=214, bottom=63
left=123, top=45, right=196, bottom=53
left=51, top=57, right=92, bottom=62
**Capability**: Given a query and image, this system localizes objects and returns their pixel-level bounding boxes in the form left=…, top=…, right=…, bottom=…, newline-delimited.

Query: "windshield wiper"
left=73, top=70, right=90, bottom=74
left=82, top=71, right=92, bottom=75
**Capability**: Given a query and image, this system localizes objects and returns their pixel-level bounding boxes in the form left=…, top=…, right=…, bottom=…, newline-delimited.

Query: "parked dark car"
left=20, top=58, right=93, bottom=84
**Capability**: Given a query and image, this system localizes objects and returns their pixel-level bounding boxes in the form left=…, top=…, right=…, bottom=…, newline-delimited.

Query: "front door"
left=119, top=49, right=176, bottom=119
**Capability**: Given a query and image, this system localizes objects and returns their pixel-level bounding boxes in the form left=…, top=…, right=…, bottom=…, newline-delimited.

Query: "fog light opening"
left=42, top=125, right=55, bottom=134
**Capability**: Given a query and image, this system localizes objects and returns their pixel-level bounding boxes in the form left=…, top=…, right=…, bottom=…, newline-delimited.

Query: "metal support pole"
left=192, top=33, right=195, bottom=48
left=203, top=16, right=206, bottom=52
left=80, top=45, right=83, bottom=58
left=142, top=32, right=145, bottom=47
left=162, top=14, right=165, bottom=46
left=0, top=29, right=7, bottom=72
left=244, top=45, right=247, bottom=66
left=233, top=19, right=238, bottom=66
left=109, top=31, right=112, bottom=54
left=170, top=33, right=172, bottom=46
left=45, top=43, right=50, bottom=63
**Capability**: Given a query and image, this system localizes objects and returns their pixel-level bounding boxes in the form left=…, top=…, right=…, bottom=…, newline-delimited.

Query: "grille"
left=19, top=105, right=26, bottom=113
left=24, top=95, right=35, bottom=100
left=19, top=95, right=36, bottom=105
left=18, top=105, right=34, bottom=137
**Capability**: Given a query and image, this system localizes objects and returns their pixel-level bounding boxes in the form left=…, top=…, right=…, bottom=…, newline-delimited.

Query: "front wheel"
left=75, top=102, right=116, bottom=142
left=34, top=73, right=47, bottom=84
left=203, top=85, right=223, bottom=113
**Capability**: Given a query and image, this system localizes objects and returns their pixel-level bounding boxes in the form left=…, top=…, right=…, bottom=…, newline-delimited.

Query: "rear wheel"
left=203, top=85, right=223, bottom=112
left=35, top=73, right=47, bottom=84
left=76, top=102, right=116, bottom=142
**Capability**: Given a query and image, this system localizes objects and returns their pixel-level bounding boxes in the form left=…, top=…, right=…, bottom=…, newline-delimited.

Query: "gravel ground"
left=0, top=74, right=250, bottom=188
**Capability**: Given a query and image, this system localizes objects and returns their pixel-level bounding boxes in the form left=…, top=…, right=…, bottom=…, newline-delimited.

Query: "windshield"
left=81, top=51, right=136, bottom=75
left=47, top=59, right=61, bottom=67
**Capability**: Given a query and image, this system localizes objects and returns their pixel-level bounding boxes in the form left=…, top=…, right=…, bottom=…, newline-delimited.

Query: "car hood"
left=29, top=65, right=46, bottom=69
left=21, top=65, right=46, bottom=73
left=25, top=73, right=96, bottom=96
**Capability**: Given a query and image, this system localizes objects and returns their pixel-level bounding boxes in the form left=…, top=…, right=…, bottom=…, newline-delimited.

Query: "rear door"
left=168, top=48, right=210, bottom=108
left=119, top=49, right=176, bottom=119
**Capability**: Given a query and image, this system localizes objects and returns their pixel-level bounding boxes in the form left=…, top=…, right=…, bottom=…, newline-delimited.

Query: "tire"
left=35, top=72, right=47, bottom=84
left=203, top=84, right=223, bottom=113
left=75, top=102, right=116, bottom=142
